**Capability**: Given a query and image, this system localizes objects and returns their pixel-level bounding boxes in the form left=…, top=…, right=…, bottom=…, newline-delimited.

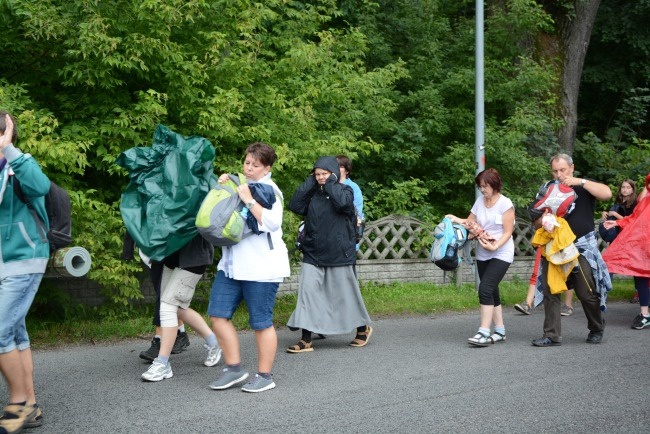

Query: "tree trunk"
left=558, top=1, right=602, bottom=154
left=541, top=0, right=601, bottom=155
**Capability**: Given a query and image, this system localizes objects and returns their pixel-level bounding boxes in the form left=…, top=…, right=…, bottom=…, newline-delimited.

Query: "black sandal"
left=286, top=339, right=314, bottom=353
left=349, top=326, right=373, bottom=347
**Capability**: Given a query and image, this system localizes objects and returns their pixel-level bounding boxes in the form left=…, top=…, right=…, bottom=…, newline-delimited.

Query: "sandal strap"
left=289, top=339, right=312, bottom=351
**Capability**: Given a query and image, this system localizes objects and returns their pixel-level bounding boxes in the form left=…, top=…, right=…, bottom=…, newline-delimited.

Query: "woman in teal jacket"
left=0, top=111, right=50, bottom=433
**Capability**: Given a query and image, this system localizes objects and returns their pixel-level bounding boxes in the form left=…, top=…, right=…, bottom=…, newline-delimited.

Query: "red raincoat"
left=602, top=173, right=650, bottom=277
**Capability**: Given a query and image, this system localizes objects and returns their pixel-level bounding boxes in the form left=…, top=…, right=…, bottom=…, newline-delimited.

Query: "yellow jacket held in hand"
left=532, top=217, right=580, bottom=294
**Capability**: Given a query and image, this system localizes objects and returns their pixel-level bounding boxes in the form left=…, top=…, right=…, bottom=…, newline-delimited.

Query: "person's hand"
left=601, top=211, right=608, bottom=220
left=236, top=183, right=253, bottom=203
left=218, top=173, right=230, bottom=184
left=445, top=214, right=457, bottom=224
left=559, top=176, right=582, bottom=187
left=0, top=114, right=14, bottom=150
left=477, top=237, right=498, bottom=251
left=602, top=220, right=618, bottom=230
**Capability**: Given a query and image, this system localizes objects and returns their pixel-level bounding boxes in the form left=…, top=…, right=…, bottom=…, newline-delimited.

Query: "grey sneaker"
left=171, top=331, right=190, bottom=354
left=139, top=337, right=160, bottom=362
left=141, top=358, right=173, bottom=382
left=514, top=302, right=532, bottom=315
left=204, top=344, right=222, bottom=367
left=241, top=374, right=276, bottom=393
left=209, top=367, right=249, bottom=390
left=560, top=305, right=574, bottom=316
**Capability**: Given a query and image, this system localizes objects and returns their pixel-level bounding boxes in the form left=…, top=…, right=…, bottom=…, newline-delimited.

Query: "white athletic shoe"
left=141, top=358, right=173, bottom=382
left=204, top=344, right=222, bottom=367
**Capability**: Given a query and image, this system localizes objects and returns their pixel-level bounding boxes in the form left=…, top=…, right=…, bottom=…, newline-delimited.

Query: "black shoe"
left=586, top=331, right=603, bottom=344
left=139, top=337, right=160, bottom=361
left=531, top=337, right=561, bottom=347
left=171, top=331, right=190, bottom=354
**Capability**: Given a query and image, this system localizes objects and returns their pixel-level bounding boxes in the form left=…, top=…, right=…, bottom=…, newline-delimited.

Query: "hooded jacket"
left=0, top=144, right=51, bottom=278
left=289, top=156, right=356, bottom=267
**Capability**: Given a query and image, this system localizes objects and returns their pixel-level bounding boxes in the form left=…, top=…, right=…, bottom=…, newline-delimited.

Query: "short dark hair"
left=245, top=142, right=277, bottom=167
left=475, top=168, right=503, bottom=193
left=335, top=155, right=352, bottom=174
left=0, top=111, right=18, bottom=144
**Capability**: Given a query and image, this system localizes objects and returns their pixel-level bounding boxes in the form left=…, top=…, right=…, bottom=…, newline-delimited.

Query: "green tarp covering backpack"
left=116, top=124, right=216, bottom=261
left=195, top=173, right=250, bottom=246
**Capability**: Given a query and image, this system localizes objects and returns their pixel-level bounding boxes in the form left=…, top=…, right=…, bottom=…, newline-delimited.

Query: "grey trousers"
left=542, top=255, right=604, bottom=342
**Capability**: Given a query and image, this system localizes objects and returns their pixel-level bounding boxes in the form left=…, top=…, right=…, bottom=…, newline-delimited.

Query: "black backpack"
left=14, top=177, right=73, bottom=252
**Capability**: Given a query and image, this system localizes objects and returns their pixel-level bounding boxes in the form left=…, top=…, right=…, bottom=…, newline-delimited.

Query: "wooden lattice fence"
left=357, top=215, right=608, bottom=260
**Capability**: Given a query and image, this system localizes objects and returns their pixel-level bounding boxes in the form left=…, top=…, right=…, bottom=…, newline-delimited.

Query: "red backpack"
left=530, top=180, right=577, bottom=218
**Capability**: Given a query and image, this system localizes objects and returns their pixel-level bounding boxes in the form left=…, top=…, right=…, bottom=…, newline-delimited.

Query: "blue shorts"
left=0, top=273, right=43, bottom=354
left=207, top=271, right=279, bottom=330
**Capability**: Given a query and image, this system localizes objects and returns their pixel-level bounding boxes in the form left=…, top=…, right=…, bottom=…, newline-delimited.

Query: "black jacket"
left=289, top=156, right=357, bottom=267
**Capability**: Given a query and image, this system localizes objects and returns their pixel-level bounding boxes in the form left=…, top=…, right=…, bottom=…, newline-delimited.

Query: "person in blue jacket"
left=286, top=156, right=372, bottom=353
left=336, top=155, right=364, bottom=250
left=0, top=111, right=49, bottom=432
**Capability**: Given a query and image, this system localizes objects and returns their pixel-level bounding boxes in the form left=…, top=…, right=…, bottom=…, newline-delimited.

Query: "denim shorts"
left=207, top=271, right=279, bottom=330
left=0, top=273, right=43, bottom=354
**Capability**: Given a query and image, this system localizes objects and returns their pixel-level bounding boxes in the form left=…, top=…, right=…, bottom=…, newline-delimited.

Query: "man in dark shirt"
left=532, top=153, right=612, bottom=346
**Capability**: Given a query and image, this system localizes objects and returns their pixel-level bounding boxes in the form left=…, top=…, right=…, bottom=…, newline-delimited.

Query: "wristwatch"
left=581, top=178, right=587, bottom=186
left=245, top=199, right=257, bottom=209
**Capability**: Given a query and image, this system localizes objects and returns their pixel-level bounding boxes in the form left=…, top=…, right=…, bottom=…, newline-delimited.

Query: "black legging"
left=476, top=258, right=510, bottom=306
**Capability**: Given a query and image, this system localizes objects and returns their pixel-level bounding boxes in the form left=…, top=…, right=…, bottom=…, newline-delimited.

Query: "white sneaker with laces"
left=204, top=344, right=222, bottom=367
left=142, top=359, right=173, bottom=382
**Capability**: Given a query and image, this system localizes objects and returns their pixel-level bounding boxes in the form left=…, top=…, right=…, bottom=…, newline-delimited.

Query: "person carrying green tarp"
left=116, top=124, right=222, bottom=382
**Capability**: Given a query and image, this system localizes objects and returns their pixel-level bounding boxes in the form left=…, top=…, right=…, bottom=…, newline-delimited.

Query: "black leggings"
left=476, top=258, right=511, bottom=306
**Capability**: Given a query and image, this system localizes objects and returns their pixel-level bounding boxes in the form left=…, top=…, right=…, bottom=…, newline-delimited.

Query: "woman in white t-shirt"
left=446, top=168, right=515, bottom=347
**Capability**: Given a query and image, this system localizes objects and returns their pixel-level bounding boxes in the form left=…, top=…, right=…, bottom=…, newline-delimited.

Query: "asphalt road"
left=2, top=301, right=648, bottom=433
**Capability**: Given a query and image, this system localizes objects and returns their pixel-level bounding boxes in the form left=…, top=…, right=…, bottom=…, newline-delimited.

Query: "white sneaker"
left=141, top=359, right=173, bottom=382
left=204, top=344, right=222, bottom=367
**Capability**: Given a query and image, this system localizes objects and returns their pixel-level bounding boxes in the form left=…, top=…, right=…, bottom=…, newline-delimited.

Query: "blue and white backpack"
left=430, top=217, right=469, bottom=271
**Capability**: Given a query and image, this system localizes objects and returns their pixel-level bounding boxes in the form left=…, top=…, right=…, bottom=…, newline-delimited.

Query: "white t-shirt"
left=470, top=194, right=515, bottom=263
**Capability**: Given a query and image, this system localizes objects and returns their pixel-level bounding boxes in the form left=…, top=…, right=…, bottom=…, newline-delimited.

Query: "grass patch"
left=27, top=278, right=636, bottom=348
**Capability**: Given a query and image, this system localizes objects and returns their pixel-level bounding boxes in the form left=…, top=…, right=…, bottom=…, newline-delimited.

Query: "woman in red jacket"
left=602, top=173, right=650, bottom=330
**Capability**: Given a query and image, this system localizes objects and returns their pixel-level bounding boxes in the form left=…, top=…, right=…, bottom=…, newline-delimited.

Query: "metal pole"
left=474, top=0, right=485, bottom=290
left=475, top=0, right=485, bottom=189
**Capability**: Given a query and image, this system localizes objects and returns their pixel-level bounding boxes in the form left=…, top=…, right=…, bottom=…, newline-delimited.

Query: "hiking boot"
left=631, top=314, right=650, bottom=330
left=560, top=305, right=574, bottom=316
left=141, top=358, right=173, bottom=382
left=241, top=374, right=276, bottom=393
left=24, top=404, right=43, bottom=428
left=139, top=337, right=160, bottom=362
left=171, top=331, right=190, bottom=354
left=209, top=367, right=249, bottom=390
left=586, top=331, right=603, bottom=344
left=514, top=302, right=532, bottom=315
left=0, top=403, right=37, bottom=434
left=204, top=344, right=222, bottom=367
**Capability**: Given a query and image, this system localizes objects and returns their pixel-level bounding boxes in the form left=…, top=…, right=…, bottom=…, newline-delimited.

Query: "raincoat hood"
left=313, top=156, right=341, bottom=179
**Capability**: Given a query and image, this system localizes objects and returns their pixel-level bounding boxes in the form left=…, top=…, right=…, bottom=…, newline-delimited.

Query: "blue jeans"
left=0, top=273, right=43, bottom=353
left=207, top=271, right=279, bottom=330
